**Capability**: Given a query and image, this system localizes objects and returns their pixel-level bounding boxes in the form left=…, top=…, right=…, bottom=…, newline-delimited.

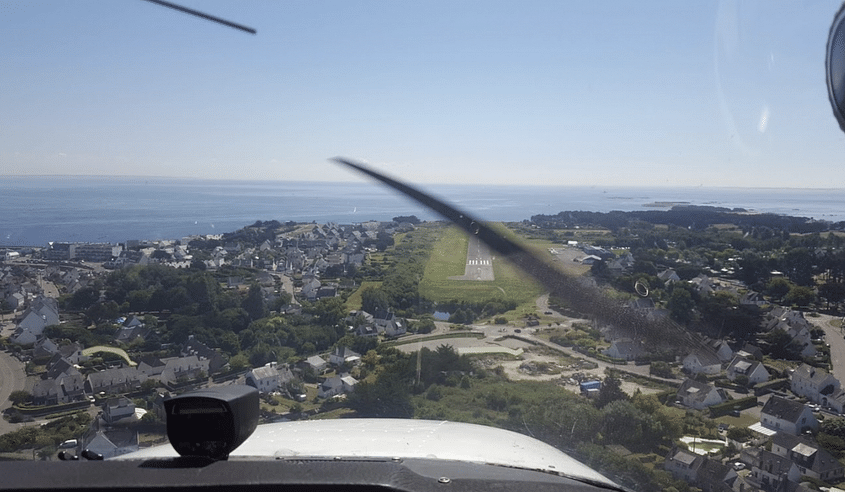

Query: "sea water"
left=1, top=175, right=844, bottom=246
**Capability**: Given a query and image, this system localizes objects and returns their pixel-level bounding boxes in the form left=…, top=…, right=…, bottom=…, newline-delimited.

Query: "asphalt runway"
left=449, top=233, right=494, bottom=281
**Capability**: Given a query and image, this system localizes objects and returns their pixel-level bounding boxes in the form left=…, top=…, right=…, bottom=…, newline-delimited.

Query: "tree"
left=361, top=287, right=390, bottom=313
left=242, top=283, right=267, bottom=320
left=601, top=400, right=647, bottom=446
left=591, top=259, right=610, bottom=279
left=8, top=390, right=31, bottom=406
left=667, top=287, right=695, bottom=324
left=348, top=372, right=413, bottom=418
left=414, top=316, right=435, bottom=334
left=819, top=281, right=845, bottom=311
left=649, top=361, right=673, bottom=379
left=726, top=427, right=754, bottom=442
left=595, top=376, right=628, bottom=409
left=785, top=285, right=816, bottom=308
left=66, top=287, right=100, bottom=310
left=782, top=248, right=816, bottom=286
left=765, top=277, right=793, bottom=300
left=765, top=329, right=801, bottom=360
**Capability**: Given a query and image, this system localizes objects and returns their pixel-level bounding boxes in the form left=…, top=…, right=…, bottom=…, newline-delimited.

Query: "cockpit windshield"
left=2, top=2, right=845, bottom=491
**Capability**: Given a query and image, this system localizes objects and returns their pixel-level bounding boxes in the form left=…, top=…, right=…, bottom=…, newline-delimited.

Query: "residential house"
left=32, top=337, right=59, bottom=361
left=740, top=291, right=766, bottom=307
left=11, top=296, right=60, bottom=345
left=304, top=355, right=327, bottom=374
left=791, top=363, right=840, bottom=405
left=103, top=396, right=136, bottom=424
left=82, top=426, right=139, bottom=459
left=315, top=285, right=337, bottom=300
left=373, top=309, right=406, bottom=337
left=245, top=362, right=295, bottom=394
left=764, top=308, right=817, bottom=358
left=826, top=388, right=845, bottom=414
left=726, top=355, right=770, bottom=385
left=181, top=335, right=225, bottom=374
left=115, top=322, right=149, bottom=345
left=5, top=292, right=25, bottom=310
left=317, top=374, right=358, bottom=399
left=682, top=350, right=722, bottom=375
left=85, top=367, right=147, bottom=395
left=771, top=432, right=844, bottom=483
left=695, top=458, right=739, bottom=492
left=137, top=356, right=166, bottom=378
left=664, top=448, right=739, bottom=492
left=657, top=269, right=681, bottom=286
left=676, top=378, right=728, bottom=410
left=747, top=449, right=801, bottom=491
left=31, top=378, right=61, bottom=406
left=159, top=355, right=209, bottom=384
left=760, top=396, right=818, bottom=435
left=690, top=274, right=718, bottom=295
left=56, top=342, right=86, bottom=365
left=738, top=343, right=764, bottom=361
left=347, top=310, right=376, bottom=337
left=31, top=373, right=85, bottom=406
left=329, top=346, right=361, bottom=367
left=45, top=356, right=81, bottom=380
left=704, top=338, right=734, bottom=362
left=602, top=338, right=645, bottom=361
left=300, top=278, right=321, bottom=301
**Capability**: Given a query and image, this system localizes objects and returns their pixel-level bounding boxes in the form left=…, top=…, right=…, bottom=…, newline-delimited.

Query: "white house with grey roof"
left=760, top=396, right=818, bottom=435
left=602, top=338, right=645, bottom=361
left=682, top=349, right=722, bottom=375
left=245, top=362, right=294, bottom=394
left=329, top=346, right=361, bottom=366
left=771, top=432, right=844, bottom=483
left=791, top=363, right=840, bottom=406
left=676, top=378, right=728, bottom=410
left=726, top=355, right=769, bottom=385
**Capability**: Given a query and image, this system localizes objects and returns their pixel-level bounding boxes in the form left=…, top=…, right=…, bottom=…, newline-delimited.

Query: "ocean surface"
left=2, top=176, right=844, bottom=247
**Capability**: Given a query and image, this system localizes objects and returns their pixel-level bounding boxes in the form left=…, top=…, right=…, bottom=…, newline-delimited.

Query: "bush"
left=709, top=396, right=757, bottom=417
left=726, top=427, right=754, bottom=442
left=650, top=361, right=673, bottom=378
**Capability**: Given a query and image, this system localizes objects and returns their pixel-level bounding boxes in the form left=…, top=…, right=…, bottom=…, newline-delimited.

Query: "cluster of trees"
left=358, top=229, right=437, bottom=316
left=349, top=343, right=689, bottom=457
left=348, top=344, right=473, bottom=418
left=817, top=417, right=845, bottom=458
left=0, top=412, right=91, bottom=457
left=555, top=208, right=845, bottom=314
left=233, top=297, right=348, bottom=366
left=531, top=207, right=834, bottom=235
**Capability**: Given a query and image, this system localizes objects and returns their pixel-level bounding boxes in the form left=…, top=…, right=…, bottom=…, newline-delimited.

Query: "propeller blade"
left=141, top=0, right=256, bottom=34
left=331, top=157, right=698, bottom=351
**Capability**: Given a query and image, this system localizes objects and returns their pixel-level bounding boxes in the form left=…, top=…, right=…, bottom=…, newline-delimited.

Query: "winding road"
left=0, top=351, right=26, bottom=435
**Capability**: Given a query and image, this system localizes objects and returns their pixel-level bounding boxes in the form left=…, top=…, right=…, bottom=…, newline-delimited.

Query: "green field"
left=345, top=280, right=383, bottom=310
left=418, top=225, right=543, bottom=308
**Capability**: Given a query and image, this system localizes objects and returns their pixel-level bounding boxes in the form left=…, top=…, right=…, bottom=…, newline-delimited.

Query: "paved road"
left=396, top=319, right=681, bottom=388
left=815, top=313, right=845, bottom=383
left=276, top=273, right=294, bottom=300
left=0, top=351, right=27, bottom=435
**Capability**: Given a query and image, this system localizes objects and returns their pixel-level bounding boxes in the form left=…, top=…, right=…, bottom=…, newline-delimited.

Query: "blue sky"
left=2, top=1, right=843, bottom=187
